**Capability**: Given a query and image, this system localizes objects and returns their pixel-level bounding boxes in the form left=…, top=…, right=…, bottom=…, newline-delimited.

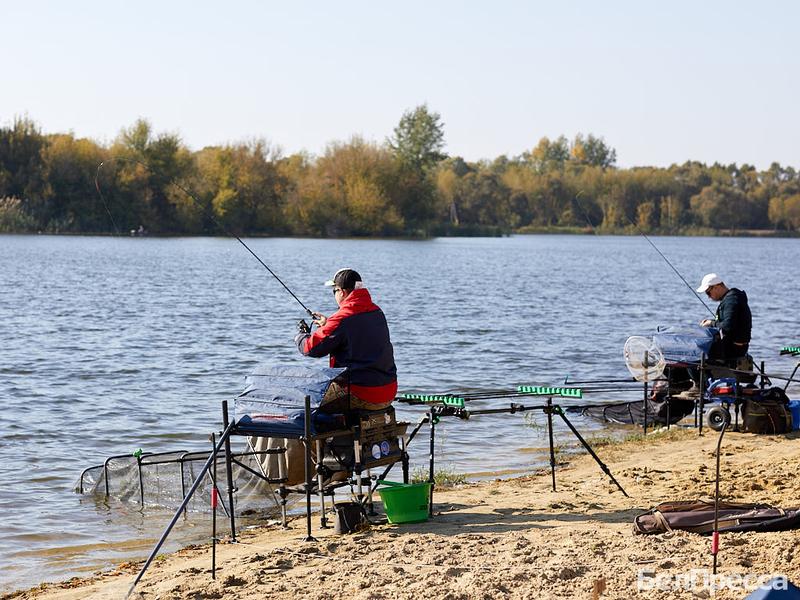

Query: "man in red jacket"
left=295, top=268, right=397, bottom=411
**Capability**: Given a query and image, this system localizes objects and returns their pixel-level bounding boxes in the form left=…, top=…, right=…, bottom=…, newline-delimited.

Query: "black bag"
left=761, top=386, right=790, bottom=405
left=333, top=502, right=368, bottom=534
left=742, top=389, right=792, bottom=434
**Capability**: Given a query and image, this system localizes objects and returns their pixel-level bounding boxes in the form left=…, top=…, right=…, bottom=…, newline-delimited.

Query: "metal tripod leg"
left=302, top=395, right=316, bottom=542
left=316, top=439, right=329, bottom=529
left=555, top=408, right=629, bottom=498
left=545, top=397, right=556, bottom=492
left=221, top=400, right=237, bottom=541
left=428, top=409, right=436, bottom=516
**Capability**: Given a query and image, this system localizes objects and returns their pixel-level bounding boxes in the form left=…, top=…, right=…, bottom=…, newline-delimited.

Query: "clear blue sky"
left=2, top=0, right=798, bottom=169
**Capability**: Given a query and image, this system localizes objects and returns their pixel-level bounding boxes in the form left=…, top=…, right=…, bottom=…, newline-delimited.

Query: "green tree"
left=0, top=116, right=48, bottom=221
left=453, top=169, right=514, bottom=228
left=387, top=104, right=446, bottom=172
left=111, top=119, right=195, bottom=233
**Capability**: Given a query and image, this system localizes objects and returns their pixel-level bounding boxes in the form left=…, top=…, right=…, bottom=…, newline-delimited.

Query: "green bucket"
left=377, top=480, right=431, bottom=524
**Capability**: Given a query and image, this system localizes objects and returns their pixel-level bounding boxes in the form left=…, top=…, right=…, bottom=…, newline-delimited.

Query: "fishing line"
left=621, top=209, right=715, bottom=316
left=95, top=158, right=314, bottom=317
left=572, top=190, right=599, bottom=236
left=94, top=168, right=121, bottom=236
left=572, top=191, right=714, bottom=316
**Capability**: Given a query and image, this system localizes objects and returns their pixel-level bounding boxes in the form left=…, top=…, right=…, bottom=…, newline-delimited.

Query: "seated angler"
left=295, top=268, right=397, bottom=412
left=696, top=273, right=752, bottom=365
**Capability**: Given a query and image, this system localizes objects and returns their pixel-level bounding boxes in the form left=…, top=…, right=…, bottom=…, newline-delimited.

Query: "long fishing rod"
left=95, top=158, right=315, bottom=317
left=622, top=209, right=715, bottom=317
left=573, top=191, right=715, bottom=317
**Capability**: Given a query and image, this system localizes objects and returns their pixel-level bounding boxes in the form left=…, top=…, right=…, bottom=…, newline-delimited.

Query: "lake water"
left=1, top=234, right=798, bottom=592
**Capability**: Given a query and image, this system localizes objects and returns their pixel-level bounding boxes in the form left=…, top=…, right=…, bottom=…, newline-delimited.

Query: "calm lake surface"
left=1, top=234, right=798, bottom=591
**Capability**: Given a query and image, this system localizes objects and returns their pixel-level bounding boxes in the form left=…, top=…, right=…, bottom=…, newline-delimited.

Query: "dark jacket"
left=714, top=288, right=752, bottom=357
left=295, top=288, right=397, bottom=404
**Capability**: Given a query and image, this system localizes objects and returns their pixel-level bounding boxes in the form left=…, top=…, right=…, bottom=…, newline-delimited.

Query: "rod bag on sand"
left=634, top=501, right=800, bottom=535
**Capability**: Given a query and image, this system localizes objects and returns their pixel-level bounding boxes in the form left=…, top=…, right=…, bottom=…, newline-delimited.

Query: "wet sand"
left=6, top=427, right=800, bottom=600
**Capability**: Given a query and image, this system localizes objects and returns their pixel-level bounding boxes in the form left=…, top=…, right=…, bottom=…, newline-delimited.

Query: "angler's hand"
left=297, top=319, right=311, bottom=335
left=312, top=312, right=327, bottom=328
left=700, top=319, right=713, bottom=327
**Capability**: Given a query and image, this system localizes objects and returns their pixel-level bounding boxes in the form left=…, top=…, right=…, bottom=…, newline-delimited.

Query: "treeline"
left=2, top=109, right=800, bottom=236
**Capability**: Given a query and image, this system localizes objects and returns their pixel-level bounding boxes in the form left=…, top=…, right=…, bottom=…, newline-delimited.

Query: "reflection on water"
left=1, top=234, right=798, bottom=591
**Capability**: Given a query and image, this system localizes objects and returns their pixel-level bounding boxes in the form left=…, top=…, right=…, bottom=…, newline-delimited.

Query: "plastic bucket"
left=377, top=480, right=431, bottom=524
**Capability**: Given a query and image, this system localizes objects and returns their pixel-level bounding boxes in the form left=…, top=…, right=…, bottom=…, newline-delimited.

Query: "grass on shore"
left=410, top=465, right=468, bottom=487
left=585, top=426, right=695, bottom=448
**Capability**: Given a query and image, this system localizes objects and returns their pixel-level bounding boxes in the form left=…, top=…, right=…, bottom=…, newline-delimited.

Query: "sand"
left=6, top=427, right=800, bottom=600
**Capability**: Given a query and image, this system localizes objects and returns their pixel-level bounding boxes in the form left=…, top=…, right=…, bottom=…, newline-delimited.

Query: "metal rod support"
left=222, top=400, right=237, bottom=542
left=302, top=394, right=316, bottom=542
left=126, top=422, right=235, bottom=599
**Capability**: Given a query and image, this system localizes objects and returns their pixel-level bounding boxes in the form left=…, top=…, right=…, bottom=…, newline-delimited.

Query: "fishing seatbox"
left=742, top=387, right=792, bottom=434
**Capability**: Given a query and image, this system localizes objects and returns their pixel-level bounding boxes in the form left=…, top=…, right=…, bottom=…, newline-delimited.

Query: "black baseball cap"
left=324, top=268, right=362, bottom=290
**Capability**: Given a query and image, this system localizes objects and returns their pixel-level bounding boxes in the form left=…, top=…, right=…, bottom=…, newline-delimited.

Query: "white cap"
left=696, top=273, right=723, bottom=293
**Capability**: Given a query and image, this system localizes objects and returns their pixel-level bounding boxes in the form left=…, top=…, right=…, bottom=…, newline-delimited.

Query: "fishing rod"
left=622, top=209, right=715, bottom=317
left=95, top=158, right=315, bottom=318
left=564, top=375, right=638, bottom=385
left=572, top=191, right=715, bottom=317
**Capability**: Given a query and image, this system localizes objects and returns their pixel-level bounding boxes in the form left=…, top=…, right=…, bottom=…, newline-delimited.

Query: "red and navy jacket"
left=295, top=288, right=397, bottom=404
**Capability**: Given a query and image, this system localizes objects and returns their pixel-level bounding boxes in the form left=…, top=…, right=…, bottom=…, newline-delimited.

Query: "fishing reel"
left=297, top=319, right=311, bottom=334
left=431, top=404, right=470, bottom=420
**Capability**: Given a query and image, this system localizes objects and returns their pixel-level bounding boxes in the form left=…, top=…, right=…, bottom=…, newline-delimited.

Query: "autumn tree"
left=40, top=134, right=107, bottom=231
left=570, top=134, right=617, bottom=169
left=194, top=140, right=287, bottom=234
left=785, top=195, right=800, bottom=230
left=111, top=119, right=194, bottom=232
left=291, top=137, right=404, bottom=236
left=690, top=183, right=752, bottom=232
left=523, top=136, right=570, bottom=173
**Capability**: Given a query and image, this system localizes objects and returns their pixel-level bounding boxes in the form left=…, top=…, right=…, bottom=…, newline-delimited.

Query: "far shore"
left=7, top=427, right=800, bottom=600
left=1, top=228, right=798, bottom=239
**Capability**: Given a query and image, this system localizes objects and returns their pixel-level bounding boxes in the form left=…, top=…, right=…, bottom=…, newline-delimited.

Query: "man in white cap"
left=696, top=273, right=752, bottom=362
left=295, top=268, right=397, bottom=411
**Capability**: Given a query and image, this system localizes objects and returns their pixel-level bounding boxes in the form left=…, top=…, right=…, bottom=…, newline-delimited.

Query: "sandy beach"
left=6, top=427, right=800, bottom=600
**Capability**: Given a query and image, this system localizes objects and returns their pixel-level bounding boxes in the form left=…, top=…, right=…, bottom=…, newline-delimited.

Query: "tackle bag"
left=743, top=388, right=792, bottom=434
